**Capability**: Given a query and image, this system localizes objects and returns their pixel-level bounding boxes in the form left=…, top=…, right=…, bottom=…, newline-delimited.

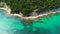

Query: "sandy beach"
left=0, top=7, right=60, bottom=20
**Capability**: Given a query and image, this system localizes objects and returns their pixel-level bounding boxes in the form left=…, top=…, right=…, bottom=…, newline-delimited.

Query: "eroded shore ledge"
left=0, top=2, right=60, bottom=20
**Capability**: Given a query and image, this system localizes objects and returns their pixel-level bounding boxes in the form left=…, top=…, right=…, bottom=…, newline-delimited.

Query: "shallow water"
left=0, top=9, right=60, bottom=34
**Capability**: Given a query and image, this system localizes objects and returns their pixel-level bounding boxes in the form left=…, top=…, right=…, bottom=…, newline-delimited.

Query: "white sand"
left=0, top=7, right=60, bottom=20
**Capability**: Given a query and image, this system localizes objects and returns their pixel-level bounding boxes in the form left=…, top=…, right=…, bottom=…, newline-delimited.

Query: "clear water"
left=0, top=9, right=60, bottom=34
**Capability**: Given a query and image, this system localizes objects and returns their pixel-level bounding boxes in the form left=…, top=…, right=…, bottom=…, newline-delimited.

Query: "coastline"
left=0, top=2, right=60, bottom=20
left=0, top=7, right=60, bottom=20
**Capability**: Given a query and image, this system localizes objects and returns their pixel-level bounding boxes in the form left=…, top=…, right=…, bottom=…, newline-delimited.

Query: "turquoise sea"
left=0, top=9, right=60, bottom=34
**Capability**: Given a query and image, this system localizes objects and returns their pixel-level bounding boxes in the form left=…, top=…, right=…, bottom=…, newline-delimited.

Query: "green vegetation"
left=0, top=0, right=60, bottom=16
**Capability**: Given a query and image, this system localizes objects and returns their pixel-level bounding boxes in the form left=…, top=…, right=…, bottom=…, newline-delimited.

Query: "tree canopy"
left=0, top=0, right=60, bottom=16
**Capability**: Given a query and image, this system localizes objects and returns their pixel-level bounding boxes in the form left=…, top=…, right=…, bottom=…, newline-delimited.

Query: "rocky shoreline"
left=0, top=2, right=60, bottom=20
